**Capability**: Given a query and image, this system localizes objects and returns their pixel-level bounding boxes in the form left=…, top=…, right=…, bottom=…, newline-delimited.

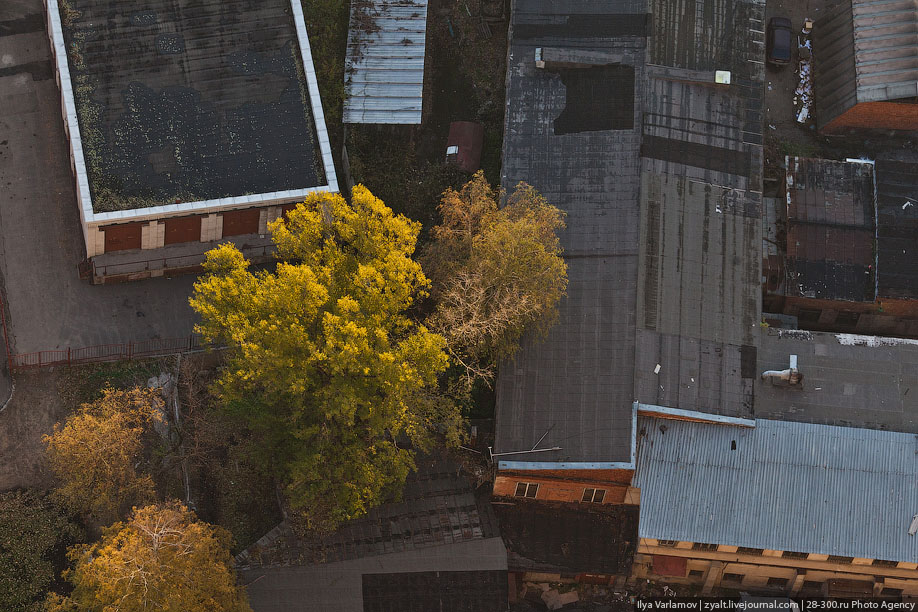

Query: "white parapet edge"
left=46, top=0, right=339, bottom=238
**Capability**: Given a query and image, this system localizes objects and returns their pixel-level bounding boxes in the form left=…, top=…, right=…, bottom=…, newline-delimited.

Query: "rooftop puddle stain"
left=552, top=65, right=635, bottom=135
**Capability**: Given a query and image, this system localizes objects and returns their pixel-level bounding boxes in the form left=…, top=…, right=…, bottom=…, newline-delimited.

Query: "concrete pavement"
left=0, top=0, right=202, bottom=354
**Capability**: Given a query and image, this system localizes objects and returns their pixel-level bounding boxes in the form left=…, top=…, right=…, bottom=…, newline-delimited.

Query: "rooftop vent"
left=761, top=354, right=803, bottom=387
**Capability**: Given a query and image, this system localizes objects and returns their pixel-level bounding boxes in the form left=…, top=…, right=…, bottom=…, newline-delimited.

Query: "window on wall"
left=835, top=312, right=860, bottom=327
left=881, top=587, right=903, bottom=597
left=514, top=482, right=539, bottom=498
left=657, top=540, right=678, bottom=548
left=767, top=577, right=789, bottom=588
left=692, top=542, right=718, bottom=552
left=722, top=573, right=744, bottom=584
left=797, top=309, right=821, bottom=324
left=873, top=559, right=898, bottom=568
left=688, top=570, right=704, bottom=578
left=737, top=547, right=765, bottom=556
left=581, top=488, right=606, bottom=503
left=802, top=581, right=822, bottom=592
left=827, top=555, right=854, bottom=564
left=782, top=551, right=808, bottom=560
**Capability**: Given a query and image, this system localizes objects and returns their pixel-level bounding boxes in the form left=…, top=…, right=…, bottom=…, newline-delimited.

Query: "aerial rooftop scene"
left=2, top=0, right=918, bottom=609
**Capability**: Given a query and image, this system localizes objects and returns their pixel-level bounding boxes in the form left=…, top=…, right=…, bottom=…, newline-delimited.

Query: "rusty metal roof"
left=784, top=157, right=876, bottom=302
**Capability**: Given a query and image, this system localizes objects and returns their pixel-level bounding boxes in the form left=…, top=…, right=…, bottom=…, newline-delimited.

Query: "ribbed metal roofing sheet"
left=343, top=0, right=428, bottom=124
left=815, top=0, right=918, bottom=127
left=634, top=417, right=918, bottom=562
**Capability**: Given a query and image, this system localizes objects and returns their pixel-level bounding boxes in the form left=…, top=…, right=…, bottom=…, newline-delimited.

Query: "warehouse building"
left=634, top=416, right=918, bottom=597
left=814, top=0, right=918, bottom=133
left=44, top=0, right=336, bottom=282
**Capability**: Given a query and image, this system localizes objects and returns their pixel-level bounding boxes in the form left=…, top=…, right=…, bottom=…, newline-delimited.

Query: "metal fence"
left=10, top=335, right=207, bottom=371
left=91, top=243, right=277, bottom=279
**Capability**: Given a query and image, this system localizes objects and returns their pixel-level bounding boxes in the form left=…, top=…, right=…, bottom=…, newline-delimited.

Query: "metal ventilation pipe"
left=761, top=355, right=803, bottom=386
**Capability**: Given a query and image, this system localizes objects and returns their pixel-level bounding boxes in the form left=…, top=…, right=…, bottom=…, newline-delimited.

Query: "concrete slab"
left=0, top=1, right=203, bottom=354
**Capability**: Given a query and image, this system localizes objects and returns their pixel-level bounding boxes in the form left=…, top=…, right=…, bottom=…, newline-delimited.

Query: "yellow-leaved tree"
left=424, top=171, right=568, bottom=385
left=48, top=502, right=250, bottom=612
left=190, top=187, right=460, bottom=531
left=43, top=387, right=162, bottom=524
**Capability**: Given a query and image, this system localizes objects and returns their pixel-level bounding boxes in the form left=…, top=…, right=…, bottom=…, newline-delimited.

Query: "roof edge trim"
left=496, top=403, right=638, bottom=471
left=636, top=403, right=756, bottom=428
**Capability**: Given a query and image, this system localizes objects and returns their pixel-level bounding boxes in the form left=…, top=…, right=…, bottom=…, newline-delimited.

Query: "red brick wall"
left=493, top=469, right=634, bottom=504
left=823, top=101, right=918, bottom=134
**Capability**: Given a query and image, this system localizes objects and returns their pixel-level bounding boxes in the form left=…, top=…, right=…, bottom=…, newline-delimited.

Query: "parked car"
left=766, top=17, right=793, bottom=66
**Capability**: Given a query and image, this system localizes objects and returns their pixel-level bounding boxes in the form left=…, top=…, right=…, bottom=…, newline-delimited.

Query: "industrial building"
left=44, top=0, right=337, bottom=282
left=814, top=0, right=918, bottom=133
left=764, top=155, right=918, bottom=336
left=491, top=0, right=918, bottom=597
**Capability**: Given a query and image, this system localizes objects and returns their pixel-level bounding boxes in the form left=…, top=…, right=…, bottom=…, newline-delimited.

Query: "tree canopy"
left=0, top=491, right=81, bottom=612
left=43, top=387, right=163, bottom=524
left=424, top=171, right=568, bottom=384
left=190, top=187, right=459, bottom=531
left=49, top=502, right=249, bottom=612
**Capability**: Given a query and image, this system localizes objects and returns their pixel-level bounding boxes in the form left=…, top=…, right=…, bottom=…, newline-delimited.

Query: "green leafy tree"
left=190, top=187, right=459, bottom=531
left=0, top=491, right=81, bottom=612
left=425, top=171, right=568, bottom=384
left=43, top=387, right=162, bottom=524
left=48, top=502, right=249, bottom=612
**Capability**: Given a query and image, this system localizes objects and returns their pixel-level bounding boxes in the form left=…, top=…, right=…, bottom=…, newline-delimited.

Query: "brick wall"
left=493, top=469, right=634, bottom=504
left=822, top=101, right=918, bottom=134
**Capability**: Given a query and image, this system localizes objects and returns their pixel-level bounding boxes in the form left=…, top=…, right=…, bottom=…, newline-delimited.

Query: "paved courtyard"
left=0, top=0, right=202, bottom=355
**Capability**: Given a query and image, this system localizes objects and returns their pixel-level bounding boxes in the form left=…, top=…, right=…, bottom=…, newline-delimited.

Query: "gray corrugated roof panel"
left=815, top=0, right=918, bottom=127
left=634, top=415, right=918, bottom=562
left=493, top=0, right=648, bottom=466
left=343, top=0, right=429, bottom=124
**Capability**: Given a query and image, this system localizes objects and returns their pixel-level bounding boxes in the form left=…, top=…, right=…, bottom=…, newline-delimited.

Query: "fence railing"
left=10, top=335, right=208, bottom=371
left=92, top=243, right=277, bottom=278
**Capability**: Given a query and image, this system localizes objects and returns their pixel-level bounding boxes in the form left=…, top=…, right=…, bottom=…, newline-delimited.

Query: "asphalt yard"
left=0, top=0, right=201, bottom=356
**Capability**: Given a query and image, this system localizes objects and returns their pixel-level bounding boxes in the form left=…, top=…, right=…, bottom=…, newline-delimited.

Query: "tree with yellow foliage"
left=48, top=502, right=250, bottom=612
left=43, top=387, right=162, bottom=524
left=424, top=172, right=568, bottom=385
left=190, top=187, right=459, bottom=531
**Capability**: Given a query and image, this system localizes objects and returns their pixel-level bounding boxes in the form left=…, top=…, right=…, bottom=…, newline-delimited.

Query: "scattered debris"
left=794, top=36, right=814, bottom=126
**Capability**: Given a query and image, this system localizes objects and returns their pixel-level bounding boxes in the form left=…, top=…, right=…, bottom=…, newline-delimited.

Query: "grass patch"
left=62, top=357, right=174, bottom=407
left=778, top=139, right=819, bottom=158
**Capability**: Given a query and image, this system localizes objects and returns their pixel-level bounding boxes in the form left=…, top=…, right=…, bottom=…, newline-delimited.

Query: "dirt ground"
left=762, top=0, right=826, bottom=189
left=0, top=370, right=69, bottom=491
left=0, top=358, right=175, bottom=492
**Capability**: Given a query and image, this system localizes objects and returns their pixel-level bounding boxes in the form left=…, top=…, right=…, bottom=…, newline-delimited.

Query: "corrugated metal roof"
left=343, top=0, right=428, bottom=124
left=816, top=0, right=918, bottom=128
left=634, top=416, right=918, bottom=562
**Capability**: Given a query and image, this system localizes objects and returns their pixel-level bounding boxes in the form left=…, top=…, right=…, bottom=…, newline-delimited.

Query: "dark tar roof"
left=494, top=500, right=638, bottom=574
left=815, top=0, right=918, bottom=130
left=494, top=0, right=765, bottom=464
left=754, top=328, right=918, bottom=433
left=876, top=153, right=918, bottom=300
left=784, top=157, right=876, bottom=302
left=63, top=0, right=325, bottom=212
left=239, top=456, right=507, bottom=612
left=494, top=0, right=646, bottom=465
